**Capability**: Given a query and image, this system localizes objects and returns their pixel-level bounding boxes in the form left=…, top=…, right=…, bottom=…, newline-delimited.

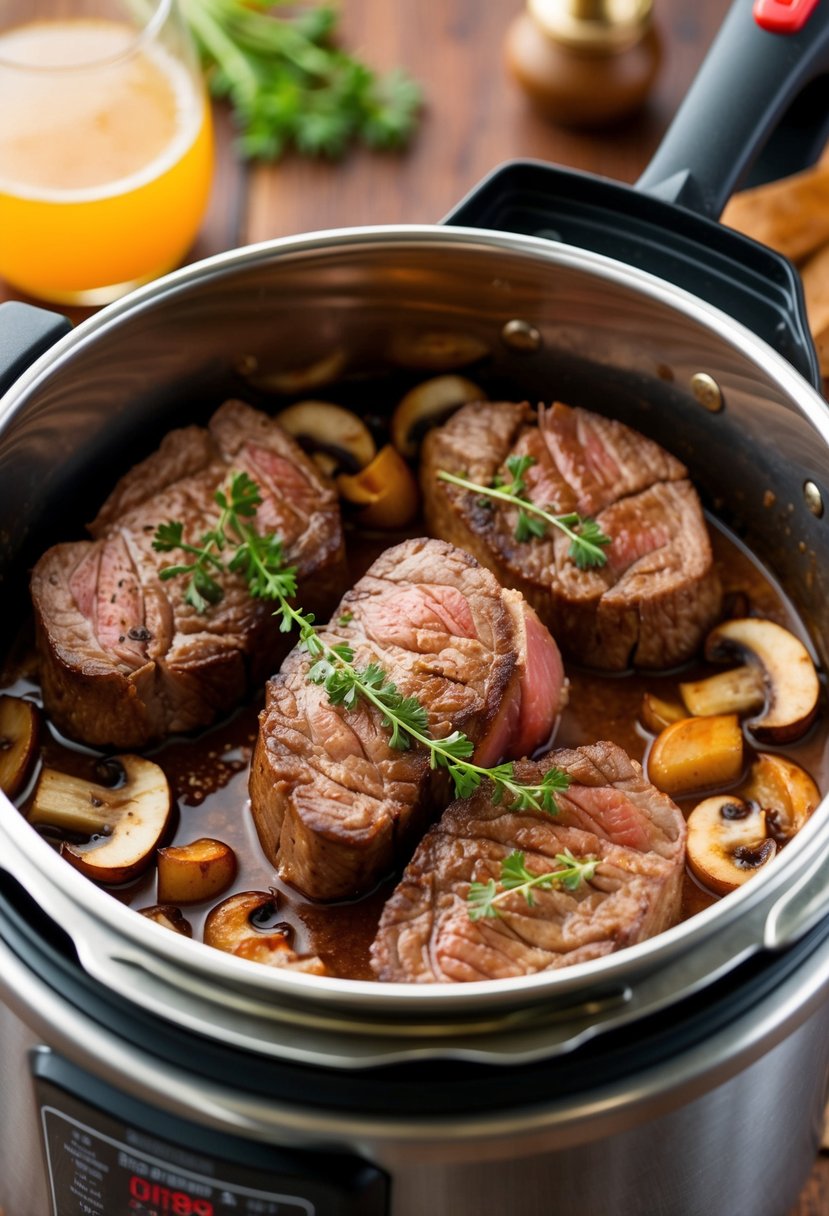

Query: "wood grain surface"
left=1, top=1, right=828, bottom=1211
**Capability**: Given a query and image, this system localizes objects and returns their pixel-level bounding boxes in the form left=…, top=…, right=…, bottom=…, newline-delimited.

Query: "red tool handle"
left=754, top=0, right=820, bottom=35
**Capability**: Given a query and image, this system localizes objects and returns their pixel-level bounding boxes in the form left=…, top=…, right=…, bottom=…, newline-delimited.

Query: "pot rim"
left=2, top=222, right=828, bottom=1027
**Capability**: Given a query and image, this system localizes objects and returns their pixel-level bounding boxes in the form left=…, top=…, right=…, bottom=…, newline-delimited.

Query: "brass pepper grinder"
left=505, top=0, right=661, bottom=127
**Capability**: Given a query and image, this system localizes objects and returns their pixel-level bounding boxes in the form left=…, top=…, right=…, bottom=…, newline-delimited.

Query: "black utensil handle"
left=637, top=0, right=829, bottom=218
left=0, top=302, right=72, bottom=400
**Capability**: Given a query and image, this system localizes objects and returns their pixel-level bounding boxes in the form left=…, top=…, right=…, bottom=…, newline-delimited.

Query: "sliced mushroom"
left=687, top=795, right=777, bottom=895
left=391, top=375, right=486, bottom=459
left=204, top=890, right=327, bottom=974
left=156, top=837, right=237, bottom=904
left=336, top=444, right=420, bottom=529
left=233, top=936, right=328, bottom=974
left=244, top=347, right=347, bottom=393
left=704, top=618, right=820, bottom=743
left=139, top=905, right=193, bottom=936
left=640, top=691, right=686, bottom=735
left=275, top=401, right=376, bottom=473
left=0, top=694, right=41, bottom=799
left=679, top=665, right=765, bottom=718
left=311, top=451, right=339, bottom=478
left=389, top=329, right=490, bottom=371
left=647, top=714, right=744, bottom=796
left=740, top=752, right=820, bottom=839
left=28, top=755, right=171, bottom=885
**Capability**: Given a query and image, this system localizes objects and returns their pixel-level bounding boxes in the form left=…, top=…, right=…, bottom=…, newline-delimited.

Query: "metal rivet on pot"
left=501, top=319, right=542, bottom=352
left=804, top=481, right=824, bottom=518
left=690, top=372, right=723, bottom=413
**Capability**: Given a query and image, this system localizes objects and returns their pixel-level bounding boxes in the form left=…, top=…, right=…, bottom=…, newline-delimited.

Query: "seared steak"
left=31, top=400, right=345, bottom=749
left=371, top=742, right=686, bottom=983
left=422, top=400, right=722, bottom=670
left=249, top=538, right=567, bottom=902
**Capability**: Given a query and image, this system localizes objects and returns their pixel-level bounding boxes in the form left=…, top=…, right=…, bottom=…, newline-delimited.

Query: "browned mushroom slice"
left=741, top=753, right=820, bottom=839
left=204, top=890, right=327, bottom=974
left=639, top=691, right=686, bottom=735
left=275, top=400, right=376, bottom=473
left=28, top=755, right=171, bottom=884
left=139, top=905, right=193, bottom=936
left=0, top=694, right=41, bottom=799
left=687, top=795, right=776, bottom=895
left=156, top=837, right=238, bottom=904
left=704, top=618, right=820, bottom=743
left=336, top=445, right=420, bottom=528
left=647, top=714, right=744, bottom=796
left=389, top=329, right=489, bottom=371
left=244, top=347, right=347, bottom=394
left=679, top=664, right=765, bottom=718
left=391, top=375, right=486, bottom=459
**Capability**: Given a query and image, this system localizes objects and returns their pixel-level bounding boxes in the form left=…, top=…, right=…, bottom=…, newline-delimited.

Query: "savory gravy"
left=4, top=515, right=827, bottom=982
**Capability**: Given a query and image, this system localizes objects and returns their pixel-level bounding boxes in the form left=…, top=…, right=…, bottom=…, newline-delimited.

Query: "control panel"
left=33, top=1054, right=388, bottom=1216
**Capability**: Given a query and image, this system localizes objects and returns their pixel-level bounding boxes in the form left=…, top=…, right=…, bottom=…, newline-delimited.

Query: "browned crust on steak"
left=422, top=401, right=721, bottom=670
left=371, top=742, right=687, bottom=983
left=249, top=538, right=555, bottom=902
left=31, top=401, right=346, bottom=748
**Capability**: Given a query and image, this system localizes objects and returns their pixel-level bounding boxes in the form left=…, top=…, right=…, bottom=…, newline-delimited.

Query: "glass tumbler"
left=0, top=0, right=214, bottom=305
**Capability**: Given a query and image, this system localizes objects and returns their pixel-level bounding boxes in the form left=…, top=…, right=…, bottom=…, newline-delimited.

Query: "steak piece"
left=31, top=400, right=345, bottom=749
left=249, top=538, right=567, bottom=902
left=422, top=400, right=722, bottom=670
left=371, top=742, right=686, bottom=983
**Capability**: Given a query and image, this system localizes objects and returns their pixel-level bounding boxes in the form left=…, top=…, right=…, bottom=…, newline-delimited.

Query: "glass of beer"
left=0, top=0, right=214, bottom=305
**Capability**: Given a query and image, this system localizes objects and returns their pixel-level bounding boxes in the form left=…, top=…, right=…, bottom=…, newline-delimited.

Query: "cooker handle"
left=0, top=301, right=72, bottom=398
left=636, top=0, right=829, bottom=218
left=762, top=834, right=829, bottom=951
left=443, top=3, right=828, bottom=385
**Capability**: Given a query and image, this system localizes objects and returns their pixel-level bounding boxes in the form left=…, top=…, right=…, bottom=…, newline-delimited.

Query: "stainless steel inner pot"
left=2, top=226, right=829, bottom=1057
left=4, top=227, right=829, bottom=1216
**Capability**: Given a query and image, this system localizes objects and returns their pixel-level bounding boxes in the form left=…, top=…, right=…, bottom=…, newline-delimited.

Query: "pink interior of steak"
left=475, top=598, right=566, bottom=768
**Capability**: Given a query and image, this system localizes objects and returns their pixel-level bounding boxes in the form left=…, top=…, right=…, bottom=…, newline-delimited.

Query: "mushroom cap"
left=705, top=618, right=820, bottom=744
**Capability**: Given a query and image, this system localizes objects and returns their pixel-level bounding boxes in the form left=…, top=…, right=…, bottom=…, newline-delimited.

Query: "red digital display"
left=129, top=1173, right=215, bottom=1215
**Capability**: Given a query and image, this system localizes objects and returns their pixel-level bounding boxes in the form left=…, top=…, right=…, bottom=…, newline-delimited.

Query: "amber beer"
left=0, top=3, right=213, bottom=305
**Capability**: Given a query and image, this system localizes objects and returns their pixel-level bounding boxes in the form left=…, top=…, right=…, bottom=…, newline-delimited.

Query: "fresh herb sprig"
left=153, top=473, right=298, bottom=613
left=180, top=0, right=421, bottom=160
left=467, top=848, right=598, bottom=921
left=153, top=472, right=571, bottom=815
left=438, top=455, right=611, bottom=570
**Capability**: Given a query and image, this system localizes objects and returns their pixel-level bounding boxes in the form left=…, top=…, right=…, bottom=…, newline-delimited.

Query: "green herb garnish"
left=153, top=472, right=571, bottom=814
left=467, top=848, right=598, bottom=921
left=438, top=457, right=611, bottom=570
left=180, top=0, right=421, bottom=160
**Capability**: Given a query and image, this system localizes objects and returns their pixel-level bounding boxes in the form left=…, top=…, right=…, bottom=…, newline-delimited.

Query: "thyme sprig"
left=438, top=455, right=611, bottom=570
left=153, top=472, right=571, bottom=814
left=467, top=848, right=598, bottom=921
left=153, top=473, right=297, bottom=613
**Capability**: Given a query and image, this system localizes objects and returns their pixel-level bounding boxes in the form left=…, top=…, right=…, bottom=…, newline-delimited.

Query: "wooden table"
left=2, top=0, right=828, bottom=1210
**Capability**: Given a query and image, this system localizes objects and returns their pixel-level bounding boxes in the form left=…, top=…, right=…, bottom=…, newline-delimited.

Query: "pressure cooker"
left=3, top=1, right=829, bottom=1213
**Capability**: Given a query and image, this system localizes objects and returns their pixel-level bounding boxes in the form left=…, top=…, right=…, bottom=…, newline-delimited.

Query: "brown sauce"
left=4, top=515, right=828, bottom=983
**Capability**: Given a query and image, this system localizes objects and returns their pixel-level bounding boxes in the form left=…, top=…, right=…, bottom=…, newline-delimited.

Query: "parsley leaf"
left=180, top=0, right=421, bottom=161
